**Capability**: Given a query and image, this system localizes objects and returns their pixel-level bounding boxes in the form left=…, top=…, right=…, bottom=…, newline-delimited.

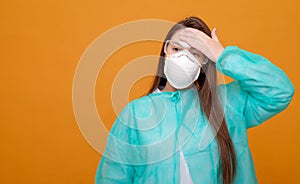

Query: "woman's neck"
left=161, top=82, right=177, bottom=92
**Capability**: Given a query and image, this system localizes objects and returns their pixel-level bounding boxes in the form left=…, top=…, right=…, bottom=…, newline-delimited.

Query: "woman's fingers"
left=179, top=35, right=206, bottom=48
left=179, top=27, right=224, bottom=62
left=180, top=34, right=215, bottom=61
left=179, top=31, right=208, bottom=49
left=182, top=29, right=210, bottom=41
left=185, top=27, right=218, bottom=42
left=179, top=35, right=207, bottom=53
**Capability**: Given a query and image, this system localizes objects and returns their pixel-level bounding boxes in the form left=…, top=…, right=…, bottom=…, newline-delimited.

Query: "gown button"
left=170, top=91, right=180, bottom=103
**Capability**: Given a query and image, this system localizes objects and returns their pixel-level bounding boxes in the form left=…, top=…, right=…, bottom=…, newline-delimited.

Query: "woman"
left=95, top=16, right=294, bottom=184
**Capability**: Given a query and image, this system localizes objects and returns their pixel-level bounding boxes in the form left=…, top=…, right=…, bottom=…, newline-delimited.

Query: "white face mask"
left=164, top=50, right=201, bottom=89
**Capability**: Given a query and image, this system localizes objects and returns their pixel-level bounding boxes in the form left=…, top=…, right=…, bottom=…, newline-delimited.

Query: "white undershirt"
left=152, top=88, right=194, bottom=184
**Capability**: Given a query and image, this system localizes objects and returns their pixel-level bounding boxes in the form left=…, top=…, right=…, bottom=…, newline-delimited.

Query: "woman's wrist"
left=213, top=46, right=224, bottom=62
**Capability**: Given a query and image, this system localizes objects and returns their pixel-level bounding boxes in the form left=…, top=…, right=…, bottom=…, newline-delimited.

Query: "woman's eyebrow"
left=169, top=40, right=181, bottom=44
left=170, top=40, right=190, bottom=48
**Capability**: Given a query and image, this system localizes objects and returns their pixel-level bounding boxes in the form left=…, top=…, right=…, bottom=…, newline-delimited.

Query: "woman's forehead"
left=170, top=29, right=185, bottom=41
left=170, top=29, right=190, bottom=48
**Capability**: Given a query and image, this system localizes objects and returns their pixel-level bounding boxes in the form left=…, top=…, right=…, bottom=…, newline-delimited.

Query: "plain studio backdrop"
left=0, top=0, right=299, bottom=183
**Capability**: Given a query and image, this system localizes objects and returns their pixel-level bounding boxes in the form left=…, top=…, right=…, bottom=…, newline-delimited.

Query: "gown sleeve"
left=95, top=103, right=136, bottom=183
left=216, top=46, right=294, bottom=128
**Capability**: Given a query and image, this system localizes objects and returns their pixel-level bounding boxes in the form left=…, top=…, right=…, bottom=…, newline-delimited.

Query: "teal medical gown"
left=95, top=46, right=294, bottom=184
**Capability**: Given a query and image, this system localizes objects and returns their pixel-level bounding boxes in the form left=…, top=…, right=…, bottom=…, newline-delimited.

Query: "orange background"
left=1, top=0, right=299, bottom=183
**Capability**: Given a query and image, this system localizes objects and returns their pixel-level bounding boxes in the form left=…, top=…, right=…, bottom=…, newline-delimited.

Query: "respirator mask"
left=163, top=40, right=208, bottom=89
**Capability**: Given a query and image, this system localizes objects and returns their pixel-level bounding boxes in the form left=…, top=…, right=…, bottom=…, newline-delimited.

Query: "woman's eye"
left=192, top=53, right=200, bottom=57
left=172, top=47, right=182, bottom=52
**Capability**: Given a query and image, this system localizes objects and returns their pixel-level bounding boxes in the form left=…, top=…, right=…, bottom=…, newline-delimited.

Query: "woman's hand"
left=179, top=28, right=224, bottom=62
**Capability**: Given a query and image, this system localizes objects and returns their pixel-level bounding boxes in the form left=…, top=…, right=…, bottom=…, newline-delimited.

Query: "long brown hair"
left=148, top=16, right=236, bottom=184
